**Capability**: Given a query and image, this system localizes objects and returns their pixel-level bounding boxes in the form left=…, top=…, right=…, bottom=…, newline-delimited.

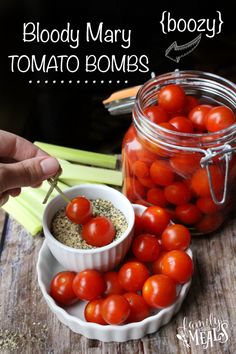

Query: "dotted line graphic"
left=28, top=80, right=129, bottom=84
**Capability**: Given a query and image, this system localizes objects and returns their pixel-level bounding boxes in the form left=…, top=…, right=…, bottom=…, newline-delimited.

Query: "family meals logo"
left=176, top=313, right=229, bottom=349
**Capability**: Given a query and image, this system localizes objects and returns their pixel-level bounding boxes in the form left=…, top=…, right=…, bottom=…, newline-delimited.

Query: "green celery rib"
left=59, top=160, right=122, bottom=186
left=34, top=141, right=117, bottom=169
left=2, top=198, right=42, bottom=236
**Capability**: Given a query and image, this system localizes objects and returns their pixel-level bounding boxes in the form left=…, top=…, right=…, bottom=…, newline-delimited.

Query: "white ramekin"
left=42, top=184, right=135, bottom=272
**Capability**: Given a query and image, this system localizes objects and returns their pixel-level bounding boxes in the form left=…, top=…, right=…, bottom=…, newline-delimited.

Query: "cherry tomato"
left=170, top=153, right=201, bottom=176
left=151, top=251, right=167, bottom=274
left=84, top=299, right=107, bottom=325
left=164, top=182, right=191, bottom=206
left=161, top=250, right=193, bottom=284
left=124, top=177, right=146, bottom=201
left=50, top=271, right=77, bottom=306
left=136, top=149, right=157, bottom=165
left=146, top=187, right=167, bottom=207
left=118, top=261, right=150, bottom=292
left=82, top=216, right=115, bottom=247
left=159, top=122, right=178, bottom=131
left=138, top=177, right=156, bottom=188
left=101, top=295, right=130, bottom=325
left=158, top=84, right=186, bottom=113
left=142, top=274, right=176, bottom=308
left=124, top=293, right=150, bottom=322
left=206, top=106, right=236, bottom=132
left=141, top=206, right=171, bottom=235
left=104, top=271, right=124, bottom=296
left=66, top=196, right=92, bottom=224
left=132, top=234, right=161, bottom=262
left=132, top=160, right=149, bottom=178
left=175, top=203, right=202, bottom=225
left=184, top=96, right=199, bottom=114
left=150, top=160, right=175, bottom=186
left=144, top=105, right=169, bottom=124
left=196, top=196, right=222, bottom=214
left=195, top=212, right=224, bottom=234
left=169, top=116, right=194, bottom=133
left=161, top=224, right=190, bottom=251
left=188, top=104, right=212, bottom=131
left=134, top=213, right=144, bottom=236
left=72, top=270, right=105, bottom=301
left=191, top=166, right=224, bottom=197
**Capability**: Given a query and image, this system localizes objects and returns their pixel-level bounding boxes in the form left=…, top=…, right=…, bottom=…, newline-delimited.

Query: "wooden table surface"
left=0, top=208, right=235, bottom=354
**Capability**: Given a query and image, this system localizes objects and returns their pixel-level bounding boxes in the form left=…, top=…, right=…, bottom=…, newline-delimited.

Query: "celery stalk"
left=2, top=198, right=42, bottom=236
left=35, top=141, right=117, bottom=169
left=59, top=160, right=122, bottom=186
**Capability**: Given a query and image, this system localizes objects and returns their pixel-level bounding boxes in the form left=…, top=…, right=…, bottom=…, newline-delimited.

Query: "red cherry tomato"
left=136, top=149, right=157, bottom=165
left=124, top=293, right=150, bottom=322
left=132, top=160, right=149, bottom=178
left=141, top=206, right=171, bottom=235
left=124, top=177, right=146, bottom=201
left=195, top=212, right=224, bottom=234
left=169, top=116, right=194, bottom=133
left=151, top=251, right=167, bottom=274
left=50, top=271, right=77, bottom=306
left=191, top=166, right=224, bottom=197
left=72, top=270, right=105, bottom=301
left=144, top=105, right=169, bottom=124
left=150, top=160, right=175, bottom=186
left=206, top=106, right=236, bottom=132
left=184, top=96, right=199, bottom=114
left=170, top=153, right=201, bottom=176
left=175, top=203, right=202, bottom=225
left=82, top=216, right=115, bottom=247
left=158, top=84, right=186, bottom=113
left=134, top=213, right=144, bottom=236
left=84, top=299, right=107, bottom=325
left=161, top=224, right=191, bottom=251
left=66, top=196, right=92, bottom=224
left=104, top=271, right=124, bottom=296
left=196, top=196, right=222, bottom=214
left=159, top=122, right=178, bottom=131
left=101, top=295, right=130, bottom=325
left=138, top=177, right=156, bottom=188
left=132, top=233, right=161, bottom=262
left=161, top=250, right=193, bottom=284
left=142, top=274, right=176, bottom=308
left=146, top=187, right=168, bottom=207
left=118, top=261, right=150, bottom=292
left=188, top=104, right=212, bottom=131
left=164, top=182, right=191, bottom=206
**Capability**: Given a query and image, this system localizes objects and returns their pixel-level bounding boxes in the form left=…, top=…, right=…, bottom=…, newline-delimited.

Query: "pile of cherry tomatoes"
left=123, top=84, right=236, bottom=234
left=50, top=205, right=193, bottom=325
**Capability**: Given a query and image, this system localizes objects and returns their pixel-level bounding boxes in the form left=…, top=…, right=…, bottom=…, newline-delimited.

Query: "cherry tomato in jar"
left=104, top=271, right=124, bottom=296
left=138, top=177, right=156, bottom=189
left=158, top=122, right=178, bottom=131
left=161, top=250, right=193, bottom=284
left=72, top=270, right=105, bottom=301
left=50, top=271, right=77, bottom=306
left=82, top=216, right=115, bottom=247
left=170, top=153, right=201, bottom=176
left=142, top=274, right=177, bottom=308
left=118, top=261, right=150, bottom=292
left=169, top=116, right=194, bottom=133
left=164, top=182, right=191, bottom=206
left=188, top=104, right=212, bottom=131
left=184, top=96, right=200, bottom=114
left=157, top=84, right=186, bottom=113
left=175, top=203, right=202, bottom=225
left=196, top=196, right=222, bottom=214
left=124, top=293, right=150, bottom=322
left=66, top=196, right=92, bottom=224
left=191, top=165, right=224, bottom=198
left=136, top=149, right=157, bottom=165
left=195, top=212, right=224, bottom=234
left=84, top=299, right=107, bottom=325
left=150, top=160, right=175, bottom=187
left=141, top=206, right=171, bottom=235
left=124, top=177, right=146, bottom=201
left=132, top=160, right=150, bottom=178
left=206, top=106, right=236, bottom=132
left=132, top=234, right=161, bottom=262
left=147, top=187, right=168, bottom=207
left=101, top=295, right=130, bottom=325
left=144, top=105, right=169, bottom=124
left=151, top=251, right=167, bottom=274
left=161, top=224, right=191, bottom=251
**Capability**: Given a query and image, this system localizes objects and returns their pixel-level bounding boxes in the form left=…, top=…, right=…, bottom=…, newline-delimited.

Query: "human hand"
left=0, top=130, right=59, bottom=206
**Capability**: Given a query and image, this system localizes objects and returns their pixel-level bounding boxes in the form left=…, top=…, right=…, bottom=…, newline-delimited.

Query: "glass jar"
left=122, top=70, right=236, bottom=235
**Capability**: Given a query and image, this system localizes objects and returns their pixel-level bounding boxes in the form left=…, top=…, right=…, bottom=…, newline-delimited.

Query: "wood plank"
left=0, top=215, right=235, bottom=353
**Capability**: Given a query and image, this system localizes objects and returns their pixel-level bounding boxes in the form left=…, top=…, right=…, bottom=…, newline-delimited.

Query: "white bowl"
left=38, top=204, right=192, bottom=342
left=42, top=184, right=135, bottom=272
